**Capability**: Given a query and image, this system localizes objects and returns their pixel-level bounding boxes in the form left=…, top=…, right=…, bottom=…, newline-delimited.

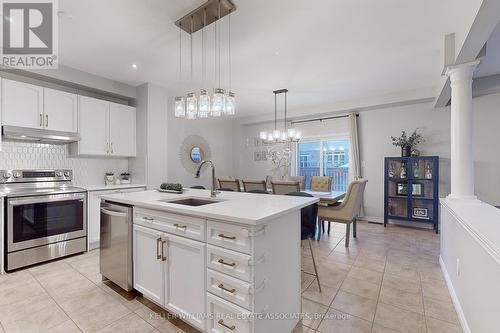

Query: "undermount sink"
left=158, top=197, right=222, bottom=207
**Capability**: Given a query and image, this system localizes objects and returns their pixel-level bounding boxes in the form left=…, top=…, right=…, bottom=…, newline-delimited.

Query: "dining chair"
left=247, top=189, right=269, bottom=194
left=242, top=180, right=267, bottom=192
left=265, top=175, right=273, bottom=189
left=217, top=178, right=241, bottom=192
left=317, top=179, right=368, bottom=247
left=286, top=176, right=306, bottom=190
left=286, top=192, right=321, bottom=292
left=190, top=185, right=206, bottom=189
left=271, top=180, right=301, bottom=195
left=310, top=176, right=332, bottom=192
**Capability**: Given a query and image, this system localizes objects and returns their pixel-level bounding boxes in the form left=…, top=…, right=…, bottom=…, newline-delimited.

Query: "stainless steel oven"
left=1, top=169, right=87, bottom=271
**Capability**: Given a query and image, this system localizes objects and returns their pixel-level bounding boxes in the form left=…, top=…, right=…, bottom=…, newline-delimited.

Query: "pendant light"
left=224, top=9, right=235, bottom=115
left=174, top=24, right=186, bottom=118
left=185, top=16, right=198, bottom=120
left=259, top=89, right=301, bottom=143
left=211, top=1, right=225, bottom=116
left=173, top=0, right=236, bottom=120
left=198, top=8, right=210, bottom=118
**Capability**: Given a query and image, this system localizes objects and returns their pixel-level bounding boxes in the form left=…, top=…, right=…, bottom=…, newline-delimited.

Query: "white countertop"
left=101, top=189, right=319, bottom=225
left=441, top=198, right=500, bottom=263
left=81, top=184, right=147, bottom=191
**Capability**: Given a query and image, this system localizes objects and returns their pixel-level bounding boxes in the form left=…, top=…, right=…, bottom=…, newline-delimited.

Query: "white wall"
left=129, top=83, right=169, bottom=189
left=358, top=103, right=451, bottom=220
left=168, top=112, right=234, bottom=189
left=473, top=93, right=500, bottom=205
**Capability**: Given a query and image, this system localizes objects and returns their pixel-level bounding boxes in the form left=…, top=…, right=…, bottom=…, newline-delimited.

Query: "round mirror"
left=190, top=146, right=203, bottom=163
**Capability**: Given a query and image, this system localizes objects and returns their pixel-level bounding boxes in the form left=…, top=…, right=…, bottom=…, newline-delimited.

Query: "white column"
left=446, top=60, right=480, bottom=200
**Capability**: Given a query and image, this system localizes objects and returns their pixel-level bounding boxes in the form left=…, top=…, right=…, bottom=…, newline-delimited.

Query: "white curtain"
left=348, top=113, right=361, bottom=180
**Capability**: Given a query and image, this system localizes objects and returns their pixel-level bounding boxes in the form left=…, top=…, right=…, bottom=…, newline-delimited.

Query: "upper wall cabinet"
left=1, top=79, right=44, bottom=129
left=43, top=88, right=78, bottom=133
left=77, top=96, right=109, bottom=156
left=109, top=103, right=136, bottom=157
left=1, top=79, right=78, bottom=133
left=70, top=95, right=136, bottom=157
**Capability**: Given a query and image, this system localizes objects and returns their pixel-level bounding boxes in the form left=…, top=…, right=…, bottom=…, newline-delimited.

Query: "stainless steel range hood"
left=2, top=126, right=81, bottom=143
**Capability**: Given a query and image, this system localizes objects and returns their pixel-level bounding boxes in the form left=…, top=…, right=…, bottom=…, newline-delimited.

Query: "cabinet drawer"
left=207, top=245, right=253, bottom=283
left=134, top=208, right=205, bottom=241
left=207, top=221, right=263, bottom=254
left=207, top=293, right=253, bottom=333
left=207, top=269, right=253, bottom=311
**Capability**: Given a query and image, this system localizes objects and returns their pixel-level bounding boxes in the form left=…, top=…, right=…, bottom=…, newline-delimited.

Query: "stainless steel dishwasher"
left=100, top=201, right=133, bottom=291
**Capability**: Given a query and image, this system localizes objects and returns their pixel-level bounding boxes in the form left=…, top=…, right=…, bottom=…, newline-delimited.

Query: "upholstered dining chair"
left=242, top=180, right=267, bottom=192
left=217, top=178, right=241, bottom=192
left=317, top=179, right=367, bottom=247
left=247, top=189, right=269, bottom=194
left=271, top=180, right=301, bottom=195
left=310, top=176, right=332, bottom=192
left=265, top=175, right=273, bottom=189
left=286, top=192, right=321, bottom=291
left=286, top=176, right=306, bottom=191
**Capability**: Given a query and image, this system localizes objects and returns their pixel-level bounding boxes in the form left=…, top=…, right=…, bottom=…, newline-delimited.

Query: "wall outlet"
left=456, top=258, right=460, bottom=276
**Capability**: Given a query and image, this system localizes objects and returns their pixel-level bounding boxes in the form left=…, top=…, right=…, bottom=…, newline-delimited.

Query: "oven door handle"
left=8, top=194, right=86, bottom=206
left=100, top=208, right=127, bottom=218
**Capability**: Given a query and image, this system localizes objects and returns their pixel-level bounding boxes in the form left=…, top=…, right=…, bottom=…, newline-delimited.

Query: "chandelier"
left=174, top=0, right=236, bottom=119
left=260, top=89, right=302, bottom=143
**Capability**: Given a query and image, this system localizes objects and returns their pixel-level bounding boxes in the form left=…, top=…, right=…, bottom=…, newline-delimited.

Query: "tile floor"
left=0, top=221, right=460, bottom=333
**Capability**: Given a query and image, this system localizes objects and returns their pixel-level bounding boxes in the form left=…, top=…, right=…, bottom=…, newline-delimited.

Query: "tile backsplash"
left=0, top=140, right=129, bottom=185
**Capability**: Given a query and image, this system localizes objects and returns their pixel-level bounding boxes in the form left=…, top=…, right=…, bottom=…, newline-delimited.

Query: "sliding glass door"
left=297, top=139, right=350, bottom=191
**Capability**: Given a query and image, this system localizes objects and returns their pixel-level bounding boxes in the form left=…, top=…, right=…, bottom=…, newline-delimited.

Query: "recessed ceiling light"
left=131, top=63, right=138, bottom=69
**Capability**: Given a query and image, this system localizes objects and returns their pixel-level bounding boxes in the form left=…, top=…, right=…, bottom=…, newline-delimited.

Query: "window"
left=299, top=154, right=310, bottom=168
left=296, top=139, right=350, bottom=191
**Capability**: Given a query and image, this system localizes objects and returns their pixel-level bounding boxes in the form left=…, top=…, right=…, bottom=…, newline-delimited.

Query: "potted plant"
left=391, top=130, right=424, bottom=157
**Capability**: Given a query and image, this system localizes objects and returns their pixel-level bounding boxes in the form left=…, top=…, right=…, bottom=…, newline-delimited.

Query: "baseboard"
left=439, top=256, right=471, bottom=333
left=89, top=240, right=100, bottom=251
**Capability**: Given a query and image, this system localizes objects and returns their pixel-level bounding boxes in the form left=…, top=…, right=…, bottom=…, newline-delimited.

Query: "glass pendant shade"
left=198, top=90, right=211, bottom=118
left=186, top=93, right=198, bottom=120
left=259, top=131, right=267, bottom=140
left=295, top=131, right=302, bottom=140
left=224, top=91, right=236, bottom=115
left=174, top=97, right=186, bottom=118
left=280, top=131, right=288, bottom=141
left=211, top=88, right=225, bottom=117
left=287, top=128, right=296, bottom=138
left=272, top=129, right=281, bottom=140
left=267, top=133, right=274, bottom=142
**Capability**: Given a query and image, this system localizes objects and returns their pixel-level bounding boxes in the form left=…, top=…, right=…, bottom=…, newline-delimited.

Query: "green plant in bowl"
left=160, top=183, right=183, bottom=191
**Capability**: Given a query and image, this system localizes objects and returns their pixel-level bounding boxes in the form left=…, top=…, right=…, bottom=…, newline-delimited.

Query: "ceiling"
left=58, top=0, right=479, bottom=117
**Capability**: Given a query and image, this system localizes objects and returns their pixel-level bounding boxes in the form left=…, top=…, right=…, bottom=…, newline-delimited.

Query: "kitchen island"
left=100, top=188, right=318, bottom=333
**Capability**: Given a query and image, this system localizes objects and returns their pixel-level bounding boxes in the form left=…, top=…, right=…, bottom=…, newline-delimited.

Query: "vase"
left=401, top=146, right=412, bottom=157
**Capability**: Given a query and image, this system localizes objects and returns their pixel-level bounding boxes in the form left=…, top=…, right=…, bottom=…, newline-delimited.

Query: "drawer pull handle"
left=218, top=259, right=236, bottom=267
left=143, top=217, right=154, bottom=222
left=218, top=320, right=236, bottom=331
left=218, top=233, right=236, bottom=240
left=156, top=237, right=162, bottom=260
left=174, top=224, right=187, bottom=229
left=218, top=284, right=236, bottom=294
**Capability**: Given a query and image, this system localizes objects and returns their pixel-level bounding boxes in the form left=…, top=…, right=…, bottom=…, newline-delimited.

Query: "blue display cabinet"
left=384, top=156, right=439, bottom=233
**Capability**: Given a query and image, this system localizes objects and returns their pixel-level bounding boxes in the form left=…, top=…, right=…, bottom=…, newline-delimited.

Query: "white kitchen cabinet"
left=133, top=224, right=164, bottom=305
left=87, top=187, right=146, bottom=250
left=164, top=234, right=206, bottom=330
left=76, top=96, right=109, bottom=156
left=1, top=78, right=44, bottom=129
left=132, top=220, right=206, bottom=331
left=71, top=95, right=136, bottom=157
left=43, top=88, right=78, bottom=132
left=109, top=103, right=136, bottom=157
